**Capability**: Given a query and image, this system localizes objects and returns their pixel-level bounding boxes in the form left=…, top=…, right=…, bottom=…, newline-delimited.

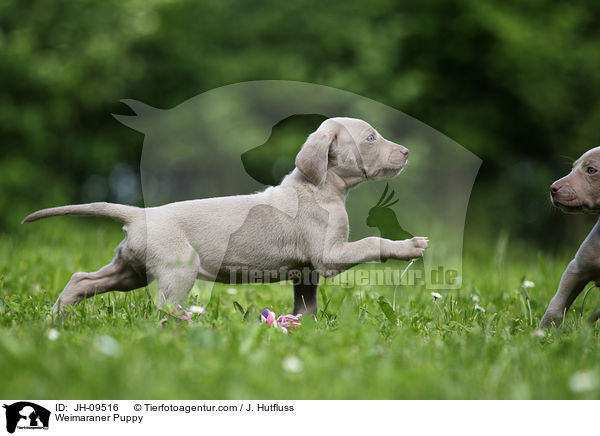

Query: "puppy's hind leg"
left=155, top=251, right=200, bottom=311
left=156, top=272, right=197, bottom=311
left=52, top=257, right=147, bottom=314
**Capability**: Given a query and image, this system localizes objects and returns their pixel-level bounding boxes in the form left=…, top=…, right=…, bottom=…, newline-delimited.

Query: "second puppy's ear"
left=295, top=130, right=333, bottom=185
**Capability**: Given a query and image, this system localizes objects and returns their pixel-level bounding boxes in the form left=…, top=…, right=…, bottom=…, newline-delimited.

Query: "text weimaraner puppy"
left=24, top=117, right=428, bottom=316
left=541, top=146, right=600, bottom=327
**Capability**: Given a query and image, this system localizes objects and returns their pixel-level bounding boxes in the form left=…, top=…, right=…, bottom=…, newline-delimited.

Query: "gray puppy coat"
left=24, top=117, right=428, bottom=315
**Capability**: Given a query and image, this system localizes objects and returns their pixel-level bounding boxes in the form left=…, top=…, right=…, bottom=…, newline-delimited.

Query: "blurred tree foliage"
left=1, top=0, right=600, bottom=245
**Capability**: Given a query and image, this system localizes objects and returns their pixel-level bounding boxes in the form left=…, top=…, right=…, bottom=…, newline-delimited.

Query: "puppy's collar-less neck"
left=359, top=163, right=369, bottom=180
left=352, top=145, right=369, bottom=180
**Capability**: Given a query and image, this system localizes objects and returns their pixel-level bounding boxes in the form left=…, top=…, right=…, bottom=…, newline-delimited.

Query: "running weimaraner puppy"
left=24, top=117, right=428, bottom=316
left=541, top=146, right=600, bottom=327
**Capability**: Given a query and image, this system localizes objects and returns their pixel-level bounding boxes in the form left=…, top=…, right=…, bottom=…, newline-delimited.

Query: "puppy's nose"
left=550, top=182, right=561, bottom=196
left=398, top=145, right=409, bottom=156
left=388, top=149, right=407, bottom=166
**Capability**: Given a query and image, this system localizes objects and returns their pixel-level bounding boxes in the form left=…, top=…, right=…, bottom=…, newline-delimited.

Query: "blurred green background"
left=2, top=0, right=600, bottom=250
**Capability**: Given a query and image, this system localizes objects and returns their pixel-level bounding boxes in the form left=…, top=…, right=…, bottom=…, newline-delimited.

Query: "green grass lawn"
left=1, top=219, right=600, bottom=399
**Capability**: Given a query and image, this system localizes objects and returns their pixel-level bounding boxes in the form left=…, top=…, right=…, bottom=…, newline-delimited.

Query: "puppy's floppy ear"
left=295, top=130, right=333, bottom=185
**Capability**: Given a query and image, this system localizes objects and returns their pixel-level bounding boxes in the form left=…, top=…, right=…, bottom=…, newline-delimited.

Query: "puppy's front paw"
left=50, top=301, right=67, bottom=323
left=390, top=236, right=429, bottom=260
left=539, top=312, right=563, bottom=328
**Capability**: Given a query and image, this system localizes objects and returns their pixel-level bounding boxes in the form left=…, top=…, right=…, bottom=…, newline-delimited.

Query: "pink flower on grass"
left=260, top=308, right=302, bottom=334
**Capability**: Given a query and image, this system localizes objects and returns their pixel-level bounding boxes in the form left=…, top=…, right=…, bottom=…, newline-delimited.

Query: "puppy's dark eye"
left=587, top=167, right=598, bottom=174
left=366, top=135, right=375, bottom=142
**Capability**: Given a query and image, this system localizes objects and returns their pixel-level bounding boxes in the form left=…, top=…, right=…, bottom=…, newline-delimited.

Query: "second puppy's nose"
left=550, top=182, right=561, bottom=196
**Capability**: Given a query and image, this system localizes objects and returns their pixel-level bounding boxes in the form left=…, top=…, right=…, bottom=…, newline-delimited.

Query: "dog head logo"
left=113, top=80, right=481, bottom=289
left=3, top=402, right=50, bottom=433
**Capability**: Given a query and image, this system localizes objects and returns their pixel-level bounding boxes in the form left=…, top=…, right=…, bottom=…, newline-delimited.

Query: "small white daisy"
left=93, top=335, right=121, bottom=357
left=431, top=292, right=442, bottom=299
left=282, top=355, right=303, bottom=373
left=531, top=329, right=546, bottom=338
left=474, top=304, right=485, bottom=313
left=472, top=295, right=480, bottom=303
left=523, top=280, right=535, bottom=288
left=47, top=328, right=59, bottom=341
left=226, top=288, right=238, bottom=295
left=569, top=370, right=599, bottom=393
left=190, top=305, right=206, bottom=314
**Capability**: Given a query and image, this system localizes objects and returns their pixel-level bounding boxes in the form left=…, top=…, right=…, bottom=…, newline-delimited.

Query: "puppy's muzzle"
left=388, top=148, right=408, bottom=167
left=550, top=181, right=576, bottom=203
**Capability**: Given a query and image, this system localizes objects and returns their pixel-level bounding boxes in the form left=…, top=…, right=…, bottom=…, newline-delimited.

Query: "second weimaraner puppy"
left=23, top=117, right=428, bottom=316
left=540, top=146, right=600, bottom=327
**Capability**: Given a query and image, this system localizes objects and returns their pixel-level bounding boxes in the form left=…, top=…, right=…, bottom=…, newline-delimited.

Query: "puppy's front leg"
left=293, top=281, right=319, bottom=315
left=383, top=237, right=429, bottom=260
left=540, top=260, right=591, bottom=327
left=321, top=236, right=428, bottom=273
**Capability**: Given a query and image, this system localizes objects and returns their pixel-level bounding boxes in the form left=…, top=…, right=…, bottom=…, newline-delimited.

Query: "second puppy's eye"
left=587, top=167, right=598, bottom=174
left=366, top=134, right=375, bottom=142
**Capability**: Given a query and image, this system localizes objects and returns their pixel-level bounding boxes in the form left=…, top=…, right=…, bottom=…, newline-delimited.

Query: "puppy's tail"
left=22, top=202, right=141, bottom=224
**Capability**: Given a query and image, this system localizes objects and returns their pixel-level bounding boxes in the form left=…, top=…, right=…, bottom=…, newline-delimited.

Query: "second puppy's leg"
left=540, top=260, right=591, bottom=327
